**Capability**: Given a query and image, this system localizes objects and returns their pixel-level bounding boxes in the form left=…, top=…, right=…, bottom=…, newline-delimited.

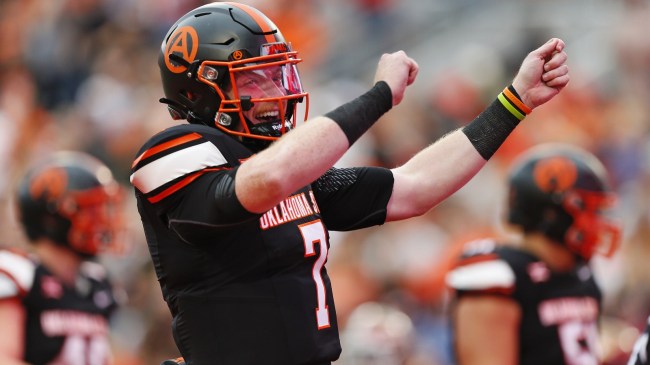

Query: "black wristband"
left=324, top=81, right=393, bottom=145
left=462, top=87, right=529, bottom=160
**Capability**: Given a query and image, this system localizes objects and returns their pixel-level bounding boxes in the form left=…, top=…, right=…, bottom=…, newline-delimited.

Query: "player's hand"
left=159, top=357, right=186, bottom=365
left=511, top=38, right=569, bottom=110
left=373, top=50, right=419, bottom=106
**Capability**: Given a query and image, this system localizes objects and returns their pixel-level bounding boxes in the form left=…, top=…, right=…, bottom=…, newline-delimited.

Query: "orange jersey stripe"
left=147, top=167, right=225, bottom=203
left=503, top=87, right=532, bottom=115
left=225, top=2, right=277, bottom=44
left=132, top=133, right=203, bottom=169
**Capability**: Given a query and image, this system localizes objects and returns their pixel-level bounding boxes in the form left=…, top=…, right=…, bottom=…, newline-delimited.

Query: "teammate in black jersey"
left=0, top=151, right=122, bottom=365
left=130, top=2, right=570, bottom=364
left=446, top=144, right=622, bottom=365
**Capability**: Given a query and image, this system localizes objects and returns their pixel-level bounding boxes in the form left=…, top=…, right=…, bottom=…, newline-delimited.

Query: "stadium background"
left=0, top=0, right=648, bottom=363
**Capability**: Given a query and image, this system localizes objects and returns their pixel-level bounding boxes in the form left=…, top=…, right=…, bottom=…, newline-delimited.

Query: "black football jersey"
left=130, top=124, right=394, bottom=365
left=446, top=239, right=603, bottom=365
left=629, top=316, right=650, bottom=365
left=0, top=249, right=117, bottom=365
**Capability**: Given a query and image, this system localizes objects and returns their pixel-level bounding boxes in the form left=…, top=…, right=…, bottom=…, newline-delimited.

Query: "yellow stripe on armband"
left=497, top=93, right=526, bottom=121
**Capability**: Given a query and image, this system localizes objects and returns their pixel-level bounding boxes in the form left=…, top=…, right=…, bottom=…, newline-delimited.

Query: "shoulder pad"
left=446, top=249, right=515, bottom=293
left=0, top=250, right=36, bottom=298
left=130, top=127, right=230, bottom=202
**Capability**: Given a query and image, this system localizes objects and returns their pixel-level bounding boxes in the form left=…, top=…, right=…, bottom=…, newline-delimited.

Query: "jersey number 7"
left=299, top=220, right=331, bottom=329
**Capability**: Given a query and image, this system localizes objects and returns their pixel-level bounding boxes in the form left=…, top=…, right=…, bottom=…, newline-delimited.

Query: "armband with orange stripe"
left=462, top=85, right=531, bottom=160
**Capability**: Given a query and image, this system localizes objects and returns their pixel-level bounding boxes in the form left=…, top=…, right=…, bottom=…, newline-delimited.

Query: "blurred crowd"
left=0, top=0, right=649, bottom=364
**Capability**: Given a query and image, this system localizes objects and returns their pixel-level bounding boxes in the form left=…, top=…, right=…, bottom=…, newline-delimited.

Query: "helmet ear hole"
left=166, top=106, right=186, bottom=121
left=180, top=90, right=198, bottom=102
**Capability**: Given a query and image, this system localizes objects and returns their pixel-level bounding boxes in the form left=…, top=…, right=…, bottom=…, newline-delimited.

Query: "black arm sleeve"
left=211, top=166, right=253, bottom=222
left=165, top=167, right=258, bottom=243
left=313, top=166, right=394, bottom=231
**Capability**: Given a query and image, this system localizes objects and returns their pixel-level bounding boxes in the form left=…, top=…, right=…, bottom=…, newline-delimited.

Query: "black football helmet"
left=507, top=143, right=621, bottom=261
left=16, top=152, right=124, bottom=258
left=158, top=2, right=308, bottom=151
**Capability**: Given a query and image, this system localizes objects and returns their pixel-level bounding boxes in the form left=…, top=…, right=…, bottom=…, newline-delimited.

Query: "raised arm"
left=385, top=38, right=569, bottom=221
left=236, top=51, right=419, bottom=213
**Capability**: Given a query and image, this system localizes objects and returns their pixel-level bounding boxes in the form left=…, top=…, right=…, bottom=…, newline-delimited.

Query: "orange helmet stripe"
left=224, top=2, right=277, bottom=44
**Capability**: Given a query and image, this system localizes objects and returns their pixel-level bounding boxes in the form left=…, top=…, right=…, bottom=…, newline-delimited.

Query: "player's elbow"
left=386, top=192, right=438, bottom=221
left=259, top=172, right=288, bottom=205
left=407, top=196, right=439, bottom=218
left=235, top=167, right=287, bottom=214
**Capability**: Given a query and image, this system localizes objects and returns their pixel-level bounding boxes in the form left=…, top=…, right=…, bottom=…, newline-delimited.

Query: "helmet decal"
left=164, top=26, right=199, bottom=74
left=533, top=156, right=578, bottom=193
left=29, top=167, right=67, bottom=202
left=232, top=50, right=244, bottom=60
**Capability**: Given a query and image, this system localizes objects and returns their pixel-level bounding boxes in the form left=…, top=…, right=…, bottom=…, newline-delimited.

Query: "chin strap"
left=159, top=98, right=188, bottom=120
left=159, top=98, right=207, bottom=126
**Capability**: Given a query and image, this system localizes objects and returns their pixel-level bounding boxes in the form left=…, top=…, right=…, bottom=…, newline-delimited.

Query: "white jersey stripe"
left=0, top=275, right=18, bottom=298
left=130, top=142, right=227, bottom=194
left=446, top=260, right=515, bottom=291
left=0, top=251, right=35, bottom=298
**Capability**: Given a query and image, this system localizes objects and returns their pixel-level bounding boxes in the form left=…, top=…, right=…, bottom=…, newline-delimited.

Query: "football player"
left=0, top=151, right=122, bottom=365
left=131, top=2, right=570, bottom=364
left=446, top=144, right=622, bottom=365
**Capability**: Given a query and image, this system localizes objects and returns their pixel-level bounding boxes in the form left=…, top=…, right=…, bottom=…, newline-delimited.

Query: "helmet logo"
left=533, top=157, right=578, bottom=193
left=164, top=26, right=199, bottom=74
left=232, top=50, right=244, bottom=60
left=30, top=167, right=67, bottom=201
